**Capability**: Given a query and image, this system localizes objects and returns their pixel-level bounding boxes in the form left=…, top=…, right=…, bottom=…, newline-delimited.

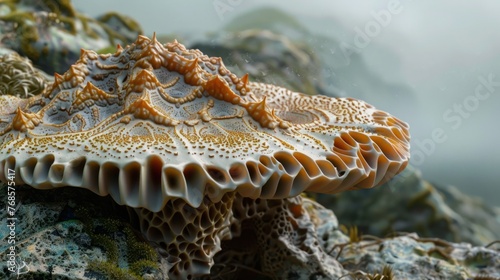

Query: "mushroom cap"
left=0, top=35, right=410, bottom=211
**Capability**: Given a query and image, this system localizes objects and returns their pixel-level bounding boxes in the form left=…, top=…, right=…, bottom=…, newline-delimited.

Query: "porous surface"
left=0, top=184, right=164, bottom=280
left=208, top=195, right=347, bottom=279
left=132, top=194, right=347, bottom=279
left=317, top=165, right=500, bottom=246
left=2, top=182, right=499, bottom=280
left=0, top=185, right=103, bottom=279
left=132, top=193, right=235, bottom=279
left=0, top=33, right=409, bottom=279
left=0, top=34, right=410, bottom=211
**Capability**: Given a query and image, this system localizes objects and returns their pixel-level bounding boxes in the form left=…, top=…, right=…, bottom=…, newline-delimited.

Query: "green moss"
left=97, top=12, right=143, bottom=46
left=76, top=205, right=158, bottom=279
left=0, top=11, right=40, bottom=60
left=100, top=217, right=121, bottom=232
left=0, top=10, right=34, bottom=23
left=85, top=225, right=159, bottom=279
left=76, top=208, right=121, bottom=263
left=124, top=226, right=159, bottom=276
left=88, top=261, right=141, bottom=280
left=129, top=260, right=159, bottom=276
left=0, top=0, right=19, bottom=12
left=99, top=12, right=142, bottom=34
left=42, top=0, right=76, bottom=17
left=125, top=227, right=157, bottom=263
left=92, top=234, right=119, bottom=263
left=57, top=14, right=77, bottom=34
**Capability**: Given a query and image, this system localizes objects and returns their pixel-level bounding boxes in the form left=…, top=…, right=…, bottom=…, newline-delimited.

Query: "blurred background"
left=72, top=0, right=499, bottom=206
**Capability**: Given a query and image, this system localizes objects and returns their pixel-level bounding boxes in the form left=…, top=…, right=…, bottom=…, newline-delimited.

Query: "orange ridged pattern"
left=0, top=34, right=410, bottom=279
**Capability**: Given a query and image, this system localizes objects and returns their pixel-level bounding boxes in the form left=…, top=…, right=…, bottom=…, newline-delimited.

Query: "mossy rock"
left=0, top=185, right=165, bottom=279
left=0, top=0, right=142, bottom=74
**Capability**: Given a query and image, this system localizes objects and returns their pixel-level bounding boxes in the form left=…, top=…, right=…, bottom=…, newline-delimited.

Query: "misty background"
left=74, top=0, right=499, bottom=206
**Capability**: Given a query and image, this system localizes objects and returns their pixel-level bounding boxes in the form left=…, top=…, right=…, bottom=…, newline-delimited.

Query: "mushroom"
left=0, top=35, right=410, bottom=279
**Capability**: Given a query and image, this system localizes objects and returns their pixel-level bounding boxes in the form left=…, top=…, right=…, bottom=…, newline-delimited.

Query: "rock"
left=2, top=183, right=499, bottom=279
left=206, top=196, right=348, bottom=280
left=191, top=29, right=328, bottom=96
left=0, top=185, right=166, bottom=280
left=334, top=233, right=500, bottom=279
left=200, top=6, right=416, bottom=109
left=316, top=165, right=500, bottom=246
left=0, top=0, right=142, bottom=74
left=220, top=7, right=310, bottom=39
left=0, top=5, right=497, bottom=279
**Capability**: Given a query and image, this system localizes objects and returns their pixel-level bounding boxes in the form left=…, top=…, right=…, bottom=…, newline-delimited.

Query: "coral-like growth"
left=0, top=35, right=410, bottom=279
left=0, top=35, right=409, bottom=207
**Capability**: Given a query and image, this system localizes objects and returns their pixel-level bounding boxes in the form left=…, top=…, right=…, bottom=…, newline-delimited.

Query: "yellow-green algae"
left=75, top=206, right=159, bottom=279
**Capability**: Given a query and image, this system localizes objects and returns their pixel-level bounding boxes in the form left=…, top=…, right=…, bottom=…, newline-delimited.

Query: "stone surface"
left=205, top=196, right=348, bottom=279
left=317, top=165, right=500, bottom=246
left=0, top=34, right=410, bottom=279
left=334, top=233, right=500, bottom=279
left=191, top=29, right=329, bottom=96
left=0, top=0, right=142, bottom=74
left=0, top=184, right=165, bottom=279
left=0, top=4, right=497, bottom=280
left=2, top=183, right=499, bottom=279
left=195, top=6, right=416, bottom=106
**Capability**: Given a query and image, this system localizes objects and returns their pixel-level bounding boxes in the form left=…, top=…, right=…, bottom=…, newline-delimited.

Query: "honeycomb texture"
left=132, top=194, right=346, bottom=279
left=0, top=34, right=411, bottom=279
left=208, top=195, right=346, bottom=279
left=0, top=34, right=410, bottom=210
left=132, top=193, right=234, bottom=279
